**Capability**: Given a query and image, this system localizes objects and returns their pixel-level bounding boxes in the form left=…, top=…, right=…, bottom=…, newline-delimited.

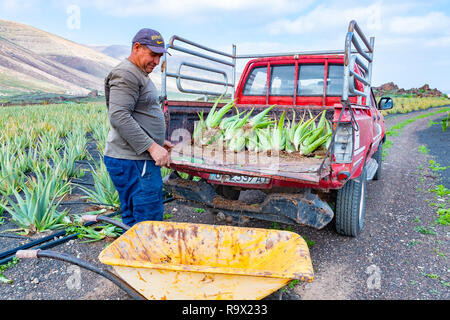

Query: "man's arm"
left=107, top=69, right=154, bottom=155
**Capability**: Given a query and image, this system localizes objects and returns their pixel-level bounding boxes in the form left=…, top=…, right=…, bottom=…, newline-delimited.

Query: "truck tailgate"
left=170, top=143, right=330, bottom=184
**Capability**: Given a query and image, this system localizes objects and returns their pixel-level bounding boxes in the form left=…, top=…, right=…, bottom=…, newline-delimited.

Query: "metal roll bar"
left=161, top=20, right=374, bottom=103
left=342, top=20, right=375, bottom=102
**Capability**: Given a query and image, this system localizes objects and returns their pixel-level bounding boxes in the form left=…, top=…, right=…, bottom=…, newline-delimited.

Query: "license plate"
left=209, top=173, right=270, bottom=185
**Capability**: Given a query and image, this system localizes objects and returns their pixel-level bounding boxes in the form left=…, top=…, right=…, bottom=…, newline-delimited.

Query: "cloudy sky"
left=2, top=0, right=450, bottom=94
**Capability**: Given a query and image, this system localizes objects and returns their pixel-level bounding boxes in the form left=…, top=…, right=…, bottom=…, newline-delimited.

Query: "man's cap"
left=132, top=28, right=168, bottom=54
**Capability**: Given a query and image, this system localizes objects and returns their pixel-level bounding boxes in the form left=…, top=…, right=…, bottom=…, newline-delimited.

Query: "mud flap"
left=164, top=178, right=334, bottom=229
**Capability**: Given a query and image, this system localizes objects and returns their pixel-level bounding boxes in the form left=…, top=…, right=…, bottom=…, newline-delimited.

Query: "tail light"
left=333, top=123, right=353, bottom=163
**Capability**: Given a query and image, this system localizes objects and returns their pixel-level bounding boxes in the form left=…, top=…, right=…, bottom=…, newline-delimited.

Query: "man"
left=103, top=28, right=173, bottom=227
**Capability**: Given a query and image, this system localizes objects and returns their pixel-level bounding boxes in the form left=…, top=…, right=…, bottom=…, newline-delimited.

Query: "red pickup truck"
left=161, top=20, right=393, bottom=237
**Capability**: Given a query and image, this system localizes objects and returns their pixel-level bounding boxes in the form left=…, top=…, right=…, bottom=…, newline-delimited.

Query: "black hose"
left=69, top=181, right=95, bottom=186
left=95, top=216, right=131, bottom=231
left=60, top=201, right=119, bottom=208
left=0, top=211, right=121, bottom=262
left=0, top=196, right=174, bottom=265
left=36, top=250, right=146, bottom=300
left=163, top=196, right=175, bottom=204
left=0, top=234, right=30, bottom=240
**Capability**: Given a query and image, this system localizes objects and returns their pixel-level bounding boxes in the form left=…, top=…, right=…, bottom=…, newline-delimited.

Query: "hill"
left=87, top=44, right=130, bottom=61
left=0, top=19, right=120, bottom=97
left=373, top=82, right=446, bottom=98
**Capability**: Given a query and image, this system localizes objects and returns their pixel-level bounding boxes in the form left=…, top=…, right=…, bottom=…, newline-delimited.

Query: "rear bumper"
left=164, top=177, right=334, bottom=229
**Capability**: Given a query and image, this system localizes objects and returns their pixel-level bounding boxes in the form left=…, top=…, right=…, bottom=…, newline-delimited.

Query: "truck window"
left=270, top=65, right=295, bottom=96
left=326, top=64, right=344, bottom=96
left=297, top=64, right=325, bottom=96
left=242, top=66, right=268, bottom=96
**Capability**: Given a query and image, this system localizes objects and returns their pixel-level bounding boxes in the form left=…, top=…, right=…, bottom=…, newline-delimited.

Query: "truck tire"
left=372, top=142, right=383, bottom=180
left=214, top=185, right=241, bottom=200
left=335, top=166, right=367, bottom=237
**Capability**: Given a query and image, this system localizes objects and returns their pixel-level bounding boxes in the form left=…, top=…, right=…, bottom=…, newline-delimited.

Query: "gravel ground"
left=1, top=106, right=448, bottom=300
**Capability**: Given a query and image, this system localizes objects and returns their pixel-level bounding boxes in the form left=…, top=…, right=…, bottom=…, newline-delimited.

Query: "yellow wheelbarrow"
left=17, top=216, right=314, bottom=300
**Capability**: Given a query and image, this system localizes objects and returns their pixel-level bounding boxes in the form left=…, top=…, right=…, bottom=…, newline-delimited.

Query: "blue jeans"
left=103, top=156, right=163, bottom=227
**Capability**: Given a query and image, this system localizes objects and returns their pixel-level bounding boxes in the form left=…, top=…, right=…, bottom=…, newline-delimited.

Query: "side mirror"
left=378, top=97, right=394, bottom=110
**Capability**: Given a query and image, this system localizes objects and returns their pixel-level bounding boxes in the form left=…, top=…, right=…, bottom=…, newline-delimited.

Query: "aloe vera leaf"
left=300, top=132, right=332, bottom=155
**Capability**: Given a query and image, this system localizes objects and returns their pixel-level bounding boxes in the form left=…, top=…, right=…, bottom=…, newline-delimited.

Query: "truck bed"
left=166, top=101, right=333, bottom=184
left=170, top=143, right=330, bottom=184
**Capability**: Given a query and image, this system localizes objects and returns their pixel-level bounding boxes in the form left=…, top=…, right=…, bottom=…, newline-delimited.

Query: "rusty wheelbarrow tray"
left=17, top=215, right=314, bottom=300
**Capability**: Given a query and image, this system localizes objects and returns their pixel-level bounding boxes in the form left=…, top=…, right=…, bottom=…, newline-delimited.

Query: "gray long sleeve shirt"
left=104, top=58, right=166, bottom=160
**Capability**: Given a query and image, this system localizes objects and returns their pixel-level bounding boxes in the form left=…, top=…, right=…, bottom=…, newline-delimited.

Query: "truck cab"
left=161, top=20, right=393, bottom=237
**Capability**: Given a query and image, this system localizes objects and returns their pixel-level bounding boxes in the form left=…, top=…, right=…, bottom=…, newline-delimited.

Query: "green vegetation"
left=433, top=248, right=446, bottom=258
left=428, top=184, right=450, bottom=197
left=163, top=213, right=173, bottom=220
left=441, top=112, right=449, bottom=132
left=382, top=107, right=450, bottom=161
left=407, top=240, right=420, bottom=247
left=428, top=160, right=450, bottom=172
left=414, top=225, right=437, bottom=236
left=0, top=103, right=119, bottom=234
left=65, top=211, right=122, bottom=243
left=381, top=96, right=450, bottom=116
left=421, top=272, right=440, bottom=280
left=0, top=199, right=6, bottom=225
left=0, top=175, right=71, bottom=235
left=0, top=91, right=104, bottom=106
left=417, top=145, right=429, bottom=155
left=77, top=160, right=120, bottom=208
left=194, top=97, right=332, bottom=155
left=0, top=257, right=18, bottom=284
left=435, top=208, right=450, bottom=226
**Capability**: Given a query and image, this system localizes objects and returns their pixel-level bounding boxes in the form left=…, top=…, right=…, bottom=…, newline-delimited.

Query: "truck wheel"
left=335, top=166, right=367, bottom=237
left=373, top=142, right=383, bottom=180
left=214, top=185, right=241, bottom=200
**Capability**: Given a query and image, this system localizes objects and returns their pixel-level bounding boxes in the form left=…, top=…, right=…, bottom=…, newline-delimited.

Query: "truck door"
left=369, top=89, right=383, bottom=147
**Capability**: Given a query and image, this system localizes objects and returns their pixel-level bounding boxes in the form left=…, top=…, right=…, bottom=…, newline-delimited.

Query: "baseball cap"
left=132, top=28, right=168, bottom=54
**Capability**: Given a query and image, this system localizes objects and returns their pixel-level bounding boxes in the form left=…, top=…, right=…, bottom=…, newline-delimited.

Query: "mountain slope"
left=0, top=19, right=120, bottom=96
left=87, top=44, right=130, bottom=61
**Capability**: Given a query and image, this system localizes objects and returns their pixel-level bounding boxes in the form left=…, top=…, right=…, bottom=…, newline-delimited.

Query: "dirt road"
left=1, top=106, right=448, bottom=300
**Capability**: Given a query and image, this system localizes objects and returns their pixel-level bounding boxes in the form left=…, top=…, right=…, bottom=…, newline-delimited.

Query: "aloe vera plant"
left=49, top=147, right=84, bottom=179
left=77, top=160, right=120, bottom=208
left=29, top=164, right=72, bottom=199
left=0, top=199, right=6, bottom=225
left=65, top=131, right=88, bottom=161
left=204, top=94, right=235, bottom=129
left=0, top=176, right=71, bottom=235
left=66, top=212, right=122, bottom=243
left=0, top=144, right=25, bottom=195
left=270, top=111, right=286, bottom=151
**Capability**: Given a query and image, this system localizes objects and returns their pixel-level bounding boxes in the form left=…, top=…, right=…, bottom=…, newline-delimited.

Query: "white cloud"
left=424, top=36, right=450, bottom=47
left=266, top=2, right=385, bottom=35
left=388, top=12, right=450, bottom=34
left=1, top=0, right=37, bottom=12
left=72, top=0, right=316, bottom=18
left=266, top=2, right=450, bottom=49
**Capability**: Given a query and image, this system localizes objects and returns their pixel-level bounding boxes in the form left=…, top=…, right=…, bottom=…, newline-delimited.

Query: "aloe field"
left=382, top=96, right=450, bottom=115
left=0, top=97, right=448, bottom=237
left=0, top=103, right=118, bottom=236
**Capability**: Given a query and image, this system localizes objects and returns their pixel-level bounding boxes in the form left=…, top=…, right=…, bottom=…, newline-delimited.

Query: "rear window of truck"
left=270, top=65, right=295, bottom=96
left=242, top=63, right=345, bottom=97
left=242, top=66, right=268, bottom=96
left=326, top=64, right=344, bottom=96
left=297, top=64, right=325, bottom=96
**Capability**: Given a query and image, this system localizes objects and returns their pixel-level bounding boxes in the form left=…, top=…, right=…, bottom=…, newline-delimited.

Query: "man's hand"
left=163, top=140, right=174, bottom=153
left=148, top=142, right=171, bottom=167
